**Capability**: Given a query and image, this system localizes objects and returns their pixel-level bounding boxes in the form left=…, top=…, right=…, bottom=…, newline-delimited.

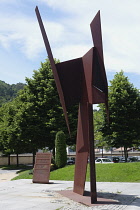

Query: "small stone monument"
left=33, top=152, right=52, bottom=184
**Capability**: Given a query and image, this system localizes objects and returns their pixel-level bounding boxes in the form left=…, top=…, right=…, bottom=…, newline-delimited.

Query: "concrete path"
left=0, top=178, right=139, bottom=210
left=0, top=169, right=19, bottom=182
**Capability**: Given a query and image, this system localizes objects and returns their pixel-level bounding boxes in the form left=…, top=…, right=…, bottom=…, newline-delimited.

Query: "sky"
left=0, top=0, right=140, bottom=90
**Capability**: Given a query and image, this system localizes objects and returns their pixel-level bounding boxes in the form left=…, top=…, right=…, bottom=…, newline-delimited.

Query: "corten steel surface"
left=59, top=190, right=119, bottom=207
left=33, top=153, right=52, bottom=184
left=56, top=58, right=83, bottom=107
left=90, top=11, right=108, bottom=117
left=35, top=6, right=70, bottom=134
left=90, top=11, right=104, bottom=62
left=35, top=6, right=108, bottom=204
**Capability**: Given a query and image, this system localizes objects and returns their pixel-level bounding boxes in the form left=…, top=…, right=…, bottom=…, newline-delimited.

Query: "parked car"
left=95, top=158, right=114, bottom=163
left=112, top=156, right=120, bottom=163
left=67, top=157, right=75, bottom=165
left=129, top=156, right=138, bottom=162
left=119, top=157, right=131, bottom=162
left=120, top=156, right=138, bottom=162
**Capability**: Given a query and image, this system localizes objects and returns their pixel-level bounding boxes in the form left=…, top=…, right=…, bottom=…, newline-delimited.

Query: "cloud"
left=38, top=0, right=140, bottom=75
left=0, top=14, right=39, bottom=58
left=104, top=22, right=140, bottom=74
left=53, top=44, right=91, bottom=62
left=0, top=0, right=18, bottom=3
left=1, top=0, right=140, bottom=76
left=0, top=11, right=65, bottom=60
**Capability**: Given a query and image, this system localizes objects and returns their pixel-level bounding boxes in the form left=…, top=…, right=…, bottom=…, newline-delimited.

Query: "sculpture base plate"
left=58, top=190, right=120, bottom=207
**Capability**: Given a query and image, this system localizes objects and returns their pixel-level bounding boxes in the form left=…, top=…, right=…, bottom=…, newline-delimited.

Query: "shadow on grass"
left=0, top=165, right=33, bottom=173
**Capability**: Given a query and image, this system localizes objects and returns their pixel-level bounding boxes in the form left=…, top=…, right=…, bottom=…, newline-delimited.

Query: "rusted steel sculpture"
left=35, top=6, right=108, bottom=203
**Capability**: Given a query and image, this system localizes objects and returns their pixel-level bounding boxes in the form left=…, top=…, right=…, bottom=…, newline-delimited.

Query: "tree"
left=94, top=109, right=109, bottom=157
left=12, top=60, right=77, bottom=155
left=0, top=100, right=26, bottom=166
left=101, top=71, right=140, bottom=161
left=55, top=131, right=67, bottom=168
left=0, top=59, right=78, bottom=164
left=17, top=59, right=77, bottom=151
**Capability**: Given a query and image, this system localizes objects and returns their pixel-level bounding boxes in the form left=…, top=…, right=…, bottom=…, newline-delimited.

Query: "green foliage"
left=17, top=59, right=77, bottom=151
left=100, top=71, right=140, bottom=159
left=0, top=80, right=25, bottom=106
left=0, top=58, right=78, bottom=156
left=68, top=144, right=76, bottom=151
left=55, top=131, right=67, bottom=168
left=0, top=81, right=25, bottom=157
left=0, top=100, right=28, bottom=155
left=14, top=59, right=63, bottom=152
left=94, top=109, right=107, bottom=147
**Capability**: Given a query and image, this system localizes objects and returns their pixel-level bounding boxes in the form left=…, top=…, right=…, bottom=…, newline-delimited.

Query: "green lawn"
left=95, top=162, right=140, bottom=182
left=11, top=162, right=140, bottom=182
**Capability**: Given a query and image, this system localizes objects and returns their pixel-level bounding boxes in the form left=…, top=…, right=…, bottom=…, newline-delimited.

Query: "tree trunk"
left=124, top=146, right=128, bottom=162
left=53, top=147, right=55, bottom=159
left=121, top=147, right=123, bottom=157
left=16, top=153, right=19, bottom=167
left=111, top=147, right=113, bottom=158
left=8, top=154, right=10, bottom=166
left=101, top=146, right=104, bottom=158
left=33, top=150, right=36, bottom=166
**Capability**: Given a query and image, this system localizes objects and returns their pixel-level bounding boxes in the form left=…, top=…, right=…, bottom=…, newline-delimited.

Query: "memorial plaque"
left=33, top=152, right=52, bottom=184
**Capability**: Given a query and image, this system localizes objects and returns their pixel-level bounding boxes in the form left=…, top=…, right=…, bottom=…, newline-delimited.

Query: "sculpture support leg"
left=74, top=102, right=97, bottom=203
left=88, top=103, right=97, bottom=203
left=73, top=102, right=89, bottom=195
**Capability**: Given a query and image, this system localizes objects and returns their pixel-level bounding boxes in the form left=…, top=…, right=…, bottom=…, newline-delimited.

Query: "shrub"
left=55, top=131, right=67, bottom=168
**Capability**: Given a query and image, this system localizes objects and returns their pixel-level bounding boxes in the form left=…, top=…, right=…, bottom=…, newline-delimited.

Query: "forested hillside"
left=0, top=80, right=25, bottom=106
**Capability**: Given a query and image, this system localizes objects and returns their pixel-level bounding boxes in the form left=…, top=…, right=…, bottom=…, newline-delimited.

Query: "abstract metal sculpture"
left=35, top=6, right=108, bottom=204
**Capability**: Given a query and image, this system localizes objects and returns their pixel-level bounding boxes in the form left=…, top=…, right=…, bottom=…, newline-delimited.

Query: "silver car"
left=95, top=158, right=114, bottom=163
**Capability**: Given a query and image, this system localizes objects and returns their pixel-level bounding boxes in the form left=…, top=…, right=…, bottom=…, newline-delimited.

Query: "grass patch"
left=13, top=169, right=33, bottom=180
left=95, top=162, right=140, bottom=182
left=0, top=164, right=32, bottom=170
left=11, top=162, right=140, bottom=182
left=50, top=165, right=75, bottom=181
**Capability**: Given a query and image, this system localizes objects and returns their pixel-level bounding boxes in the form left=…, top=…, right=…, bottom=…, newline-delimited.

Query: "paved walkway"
left=0, top=177, right=139, bottom=210
left=0, top=169, right=19, bottom=182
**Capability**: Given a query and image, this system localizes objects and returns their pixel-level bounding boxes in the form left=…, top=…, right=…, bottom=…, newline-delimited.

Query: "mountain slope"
left=0, top=80, right=25, bottom=106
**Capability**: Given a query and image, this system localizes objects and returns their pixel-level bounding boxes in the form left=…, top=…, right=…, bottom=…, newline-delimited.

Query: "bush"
left=55, top=131, right=67, bottom=168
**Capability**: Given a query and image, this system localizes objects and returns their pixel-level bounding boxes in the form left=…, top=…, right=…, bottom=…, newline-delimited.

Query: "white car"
left=95, top=158, right=114, bottom=163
